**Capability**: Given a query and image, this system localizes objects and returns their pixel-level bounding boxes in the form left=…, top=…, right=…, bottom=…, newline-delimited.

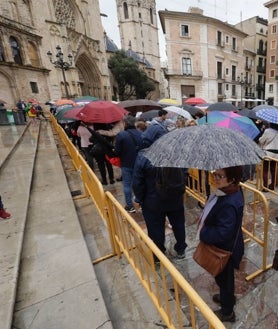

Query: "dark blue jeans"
left=121, top=167, right=134, bottom=208
left=142, top=204, right=186, bottom=254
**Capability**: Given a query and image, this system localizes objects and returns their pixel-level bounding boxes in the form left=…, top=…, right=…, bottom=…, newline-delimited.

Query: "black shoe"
left=102, top=180, right=108, bottom=185
left=116, top=176, right=122, bottom=182
left=268, top=184, right=275, bottom=190
left=124, top=206, right=136, bottom=213
left=214, top=309, right=235, bottom=323
left=110, top=179, right=115, bottom=184
left=212, top=294, right=221, bottom=304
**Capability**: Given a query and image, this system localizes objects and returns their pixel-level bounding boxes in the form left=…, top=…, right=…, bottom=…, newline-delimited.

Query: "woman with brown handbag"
left=197, top=166, right=244, bottom=323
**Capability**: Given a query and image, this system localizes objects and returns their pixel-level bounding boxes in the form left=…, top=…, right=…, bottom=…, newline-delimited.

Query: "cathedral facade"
left=0, top=0, right=111, bottom=108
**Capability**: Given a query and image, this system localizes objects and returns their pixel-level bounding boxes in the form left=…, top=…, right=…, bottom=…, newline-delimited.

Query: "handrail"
left=50, top=114, right=226, bottom=329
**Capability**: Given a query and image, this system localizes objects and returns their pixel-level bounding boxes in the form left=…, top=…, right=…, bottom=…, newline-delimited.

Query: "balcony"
left=256, top=83, right=264, bottom=91
left=245, top=64, right=252, bottom=71
left=216, top=41, right=225, bottom=48
left=164, top=70, right=203, bottom=78
left=257, top=48, right=267, bottom=56
left=257, top=65, right=266, bottom=73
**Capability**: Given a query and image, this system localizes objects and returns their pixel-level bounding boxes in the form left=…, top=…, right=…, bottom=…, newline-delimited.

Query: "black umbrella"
left=238, top=108, right=258, bottom=120
left=139, top=109, right=160, bottom=121
left=182, top=105, right=204, bottom=118
left=119, top=99, right=162, bottom=113
left=207, top=102, right=237, bottom=112
left=143, top=125, right=265, bottom=171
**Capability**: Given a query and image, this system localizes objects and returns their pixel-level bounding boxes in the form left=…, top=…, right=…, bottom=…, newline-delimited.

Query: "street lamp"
left=237, top=73, right=248, bottom=107
left=47, top=45, right=73, bottom=99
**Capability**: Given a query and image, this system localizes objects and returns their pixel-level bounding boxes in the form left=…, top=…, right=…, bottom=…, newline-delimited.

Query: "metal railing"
left=50, top=114, right=276, bottom=326
left=50, top=114, right=225, bottom=329
left=105, top=191, right=225, bottom=329
left=186, top=168, right=273, bottom=281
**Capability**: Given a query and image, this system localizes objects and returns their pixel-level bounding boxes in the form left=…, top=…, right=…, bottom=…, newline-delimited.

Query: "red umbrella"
left=63, top=106, right=84, bottom=119
left=28, top=98, right=39, bottom=104
left=184, top=97, right=206, bottom=105
left=75, top=100, right=129, bottom=123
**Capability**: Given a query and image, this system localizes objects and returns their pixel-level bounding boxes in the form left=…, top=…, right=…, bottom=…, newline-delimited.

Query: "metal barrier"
left=105, top=191, right=225, bottom=329
left=185, top=169, right=209, bottom=205
left=50, top=114, right=226, bottom=329
left=260, top=156, right=278, bottom=196
left=240, top=182, right=273, bottom=280
left=49, top=115, right=107, bottom=221
left=186, top=168, right=273, bottom=281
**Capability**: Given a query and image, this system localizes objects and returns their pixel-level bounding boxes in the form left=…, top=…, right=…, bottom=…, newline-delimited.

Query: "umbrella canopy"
left=143, top=125, right=265, bottom=171
left=55, top=105, right=83, bottom=122
left=75, top=100, right=128, bottom=123
left=256, top=108, right=278, bottom=124
left=184, top=97, right=206, bottom=105
left=182, top=105, right=205, bottom=118
left=252, top=104, right=277, bottom=112
left=207, top=102, right=238, bottom=112
left=238, top=108, right=258, bottom=120
left=55, top=99, right=77, bottom=107
left=119, top=99, right=162, bottom=113
left=45, top=100, right=56, bottom=106
left=198, top=111, right=260, bottom=140
left=139, top=109, right=160, bottom=121
left=164, top=106, right=192, bottom=120
left=28, top=98, right=39, bottom=104
left=74, top=96, right=98, bottom=106
left=158, top=98, right=180, bottom=106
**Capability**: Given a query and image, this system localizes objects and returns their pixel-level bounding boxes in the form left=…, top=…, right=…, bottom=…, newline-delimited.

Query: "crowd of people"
left=60, top=103, right=278, bottom=324
left=2, top=100, right=276, bottom=323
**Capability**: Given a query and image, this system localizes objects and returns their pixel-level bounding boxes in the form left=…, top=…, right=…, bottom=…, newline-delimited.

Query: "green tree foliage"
left=108, top=50, right=155, bottom=100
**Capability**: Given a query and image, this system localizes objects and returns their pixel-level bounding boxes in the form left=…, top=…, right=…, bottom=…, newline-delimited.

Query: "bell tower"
left=116, top=0, right=161, bottom=82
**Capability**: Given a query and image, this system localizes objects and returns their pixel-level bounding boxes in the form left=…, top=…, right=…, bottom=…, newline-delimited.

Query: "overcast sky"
left=99, top=0, right=269, bottom=60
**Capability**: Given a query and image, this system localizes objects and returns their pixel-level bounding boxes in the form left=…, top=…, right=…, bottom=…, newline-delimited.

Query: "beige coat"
left=259, top=128, right=278, bottom=159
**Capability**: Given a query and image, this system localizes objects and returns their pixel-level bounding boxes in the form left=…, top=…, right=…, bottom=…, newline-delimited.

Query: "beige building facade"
left=0, top=0, right=111, bottom=109
left=159, top=8, right=249, bottom=105
left=264, top=0, right=278, bottom=105
left=235, top=16, right=268, bottom=106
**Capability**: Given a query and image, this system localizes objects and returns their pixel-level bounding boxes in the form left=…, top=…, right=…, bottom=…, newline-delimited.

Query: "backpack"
left=155, top=167, right=187, bottom=199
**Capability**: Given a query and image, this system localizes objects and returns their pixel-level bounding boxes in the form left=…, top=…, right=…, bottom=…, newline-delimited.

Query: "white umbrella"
left=164, top=106, right=193, bottom=120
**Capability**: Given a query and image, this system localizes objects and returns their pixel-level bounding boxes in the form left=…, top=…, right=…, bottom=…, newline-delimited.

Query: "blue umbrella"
left=256, top=108, right=278, bottom=124
left=198, top=111, right=260, bottom=140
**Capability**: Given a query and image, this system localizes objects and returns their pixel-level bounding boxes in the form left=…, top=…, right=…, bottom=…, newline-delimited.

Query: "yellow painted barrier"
left=240, top=182, right=273, bottom=280
left=105, top=191, right=226, bottom=329
left=186, top=167, right=273, bottom=281
left=50, top=114, right=226, bottom=329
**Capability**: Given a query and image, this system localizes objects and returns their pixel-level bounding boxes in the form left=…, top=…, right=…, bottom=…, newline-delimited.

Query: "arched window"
left=123, top=2, right=128, bottom=19
left=0, top=39, right=5, bottom=61
left=28, top=41, right=40, bottom=67
left=150, top=8, right=153, bottom=25
left=9, top=36, right=22, bottom=64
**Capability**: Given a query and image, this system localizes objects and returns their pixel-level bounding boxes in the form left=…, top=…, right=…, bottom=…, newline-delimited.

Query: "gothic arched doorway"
left=75, top=54, right=102, bottom=99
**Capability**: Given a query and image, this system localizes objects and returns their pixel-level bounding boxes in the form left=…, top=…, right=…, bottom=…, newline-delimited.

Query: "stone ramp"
left=0, top=123, right=39, bottom=328
left=0, top=123, right=113, bottom=329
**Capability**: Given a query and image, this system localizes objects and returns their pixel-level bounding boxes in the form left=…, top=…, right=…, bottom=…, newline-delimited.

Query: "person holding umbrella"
left=197, top=166, right=244, bottom=323
left=258, top=122, right=278, bottom=190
